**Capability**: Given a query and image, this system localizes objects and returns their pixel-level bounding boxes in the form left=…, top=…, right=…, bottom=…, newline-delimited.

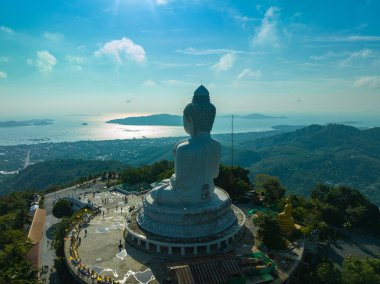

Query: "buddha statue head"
left=183, top=85, right=216, bottom=137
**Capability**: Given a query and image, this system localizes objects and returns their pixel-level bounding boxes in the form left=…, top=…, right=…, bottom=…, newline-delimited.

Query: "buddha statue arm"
left=170, top=142, right=191, bottom=191
left=211, top=142, right=221, bottom=178
left=172, top=139, right=188, bottom=156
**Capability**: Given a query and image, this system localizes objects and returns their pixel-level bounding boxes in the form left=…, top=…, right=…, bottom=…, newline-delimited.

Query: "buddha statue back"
left=149, top=85, right=221, bottom=205
left=137, top=86, right=237, bottom=240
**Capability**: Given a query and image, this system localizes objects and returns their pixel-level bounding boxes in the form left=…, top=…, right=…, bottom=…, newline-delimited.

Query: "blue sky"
left=0, top=0, right=379, bottom=117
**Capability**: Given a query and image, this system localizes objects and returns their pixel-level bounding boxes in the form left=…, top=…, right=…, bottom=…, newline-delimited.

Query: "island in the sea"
left=222, top=113, right=287, bottom=119
left=106, top=114, right=182, bottom=126
left=107, top=112, right=287, bottom=127
left=0, top=119, right=54, bottom=128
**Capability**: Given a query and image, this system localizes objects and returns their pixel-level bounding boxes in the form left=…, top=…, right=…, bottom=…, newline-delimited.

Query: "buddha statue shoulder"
left=149, top=85, right=221, bottom=205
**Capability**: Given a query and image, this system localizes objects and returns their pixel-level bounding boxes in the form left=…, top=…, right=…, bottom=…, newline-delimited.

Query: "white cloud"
left=207, top=83, right=216, bottom=89
left=237, top=68, right=261, bottom=80
left=142, top=79, right=156, bottom=86
left=176, top=47, right=255, bottom=55
left=234, top=16, right=258, bottom=22
left=312, top=35, right=380, bottom=42
left=28, top=50, right=57, bottom=74
left=0, top=71, right=7, bottom=79
left=252, top=7, right=280, bottom=47
left=340, top=49, right=372, bottom=66
left=66, top=55, right=84, bottom=64
left=162, top=80, right=194, bottom=86
left=0, top=26, right=14, bottom=34
left=195, top=63, right=209, bottom=67
left=354, top=76, right=380, bottom=88
left=310, top=51, right=341, bottom=61
left=95, top=37, right=146, bottom=64
left=156, top=0, right=169, bottom=5
left=152, top=61, right=193, bottom=68
left=234, top=15, right=259, bottom=29
left=71, top=65, right=83, bottom=71
left=44, top=32, right=65, bottom=41
left=350, top=49, right=371, bottom=58
left=212, top=53, right=235, bottom=71
left=0, top=56, right=10, bottom=62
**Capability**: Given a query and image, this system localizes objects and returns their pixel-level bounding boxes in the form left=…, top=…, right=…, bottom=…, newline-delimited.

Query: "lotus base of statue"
left=138, top=186, right=237, bottom=240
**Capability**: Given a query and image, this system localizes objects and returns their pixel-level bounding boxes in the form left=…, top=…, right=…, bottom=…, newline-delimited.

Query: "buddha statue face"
left=183, top=85, right=216, bottom=138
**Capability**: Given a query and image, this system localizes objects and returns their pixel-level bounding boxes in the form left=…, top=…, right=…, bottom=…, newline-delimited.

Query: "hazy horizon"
left=1, top=110, right=380, bottom=121
left=1, top=111, right=380, bottom=146
left=1, top=1, right=380, bottom=117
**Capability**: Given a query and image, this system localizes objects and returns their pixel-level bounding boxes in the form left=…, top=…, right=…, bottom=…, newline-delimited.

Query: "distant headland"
left=106, top=114, right=182, bottom=126
left=221, top=113, right=287, bottom=119
left=0, top=119, right=54, bottom=128
left=106, top=113, right=287, bottom=126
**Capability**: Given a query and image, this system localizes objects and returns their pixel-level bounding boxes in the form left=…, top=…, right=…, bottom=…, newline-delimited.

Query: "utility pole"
left=231, top=115, right=234, bottom=167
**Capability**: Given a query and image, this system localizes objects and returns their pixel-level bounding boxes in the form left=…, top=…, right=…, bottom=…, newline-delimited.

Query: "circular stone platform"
left=137, top=187, right=238, bottom=240
left=125, top=203, right=245, bottom=256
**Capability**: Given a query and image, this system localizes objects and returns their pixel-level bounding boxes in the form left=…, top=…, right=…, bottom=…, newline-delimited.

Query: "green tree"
left=0, top=191, right=38, bottom=283
left=319, top=202, right=345, bottom=226
left=157, top=168, right=174, bottom=181
left=341, top=256, right=380, bottom=284
left=215, top=165, right=250, bottom=199
left=253, top=213, right=286, bottom=250
left=52, top=199, right=72, bottom=219
left=263, top=178, right=286, bottom=204
left=315, top=260, right=341, bottom=284
left=255, top=173, right=278, bottom=190
left=311, top=184, right=330, bottom=201
left=311, top=184, right=380, bottom=232
left=121, top=160, right=174, bottom=185
left=53, top=217, right=73, bottom=256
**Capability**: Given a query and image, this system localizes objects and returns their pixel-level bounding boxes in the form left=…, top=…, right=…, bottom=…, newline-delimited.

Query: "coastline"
left=1, top=112, right=378, bottom=146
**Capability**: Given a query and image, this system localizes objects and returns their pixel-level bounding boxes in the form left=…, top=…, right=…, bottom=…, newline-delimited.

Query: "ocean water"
left=0, top=113, right=379, bottom=146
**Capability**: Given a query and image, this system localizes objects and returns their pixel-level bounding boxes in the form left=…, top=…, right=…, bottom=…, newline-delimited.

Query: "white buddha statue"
left=149, top=85, right=221, bottom=205
left=138, top=86, right=237, bottom=240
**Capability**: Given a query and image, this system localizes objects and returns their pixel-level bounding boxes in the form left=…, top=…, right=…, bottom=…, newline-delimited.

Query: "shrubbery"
left=0, top=192, right=38, bottom=283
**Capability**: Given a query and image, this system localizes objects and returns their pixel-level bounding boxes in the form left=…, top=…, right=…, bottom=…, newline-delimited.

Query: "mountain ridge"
left=0, top=159, right=125, bottom=195
left=1, top=124, right=379, bottom=205
left=235, top=124, right=380, bottom=205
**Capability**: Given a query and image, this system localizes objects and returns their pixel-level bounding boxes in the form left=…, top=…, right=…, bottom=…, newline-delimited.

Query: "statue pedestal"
left=125, top=189, right=245, bottom=256
left=137, top=187, right=237, bottom=240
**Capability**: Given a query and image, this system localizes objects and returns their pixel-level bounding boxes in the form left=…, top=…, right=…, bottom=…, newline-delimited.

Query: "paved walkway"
left=39, top=181, right=107, bottom=283
left=65, top=190, right=159, bottom=284
left=321, top=232, right=380, bottom=265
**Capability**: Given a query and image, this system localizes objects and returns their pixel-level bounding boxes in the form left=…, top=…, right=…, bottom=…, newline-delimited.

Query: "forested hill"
left=236, top=124, right=380, bottom=205
left=1, top=124, right=380, bottom=204
left=254, top=124, right=380, bottom=151
left=0, top=159, right=125, bottom=195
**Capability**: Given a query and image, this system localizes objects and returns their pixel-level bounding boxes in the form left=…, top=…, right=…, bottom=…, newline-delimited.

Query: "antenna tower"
left=231, top=115, right=234, bottom=167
